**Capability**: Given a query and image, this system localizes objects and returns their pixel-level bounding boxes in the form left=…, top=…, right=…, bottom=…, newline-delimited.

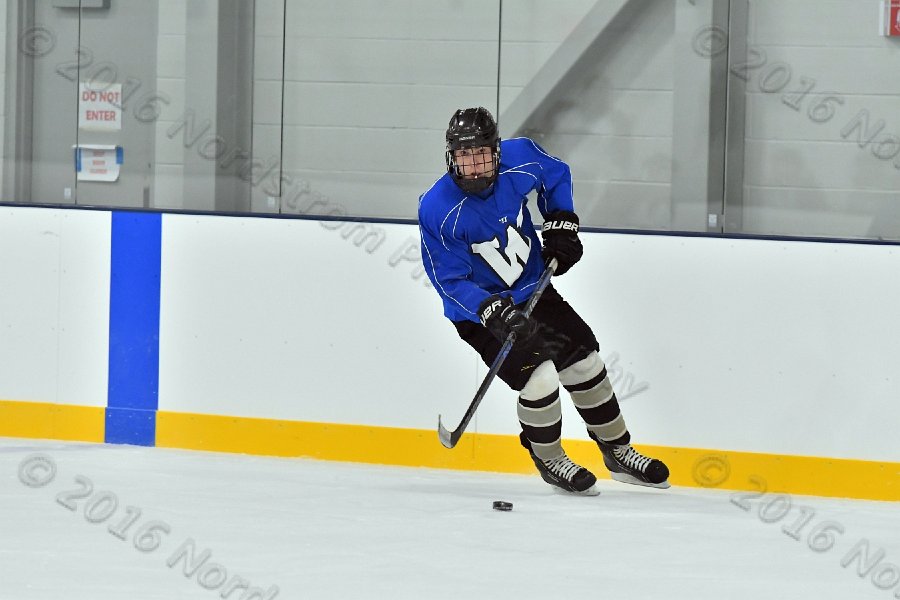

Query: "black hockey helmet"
left=445, top=107, right=500, bottom=194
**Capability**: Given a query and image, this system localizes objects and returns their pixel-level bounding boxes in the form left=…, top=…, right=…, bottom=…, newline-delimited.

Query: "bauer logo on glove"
left=478, top=298, right=505, bottom=326
left=541, top=210, right=583, bottom=276
left=477, top=295, right=539, bottom=345
left=542, top=219, right=579, bottom=233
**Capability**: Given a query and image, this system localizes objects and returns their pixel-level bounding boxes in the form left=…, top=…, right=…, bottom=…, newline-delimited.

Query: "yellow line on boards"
left=0, top=400, right=105, bottom=442
left=156, top=411, right=900, bottom=502
left=0, top=401, right=894, bottom=502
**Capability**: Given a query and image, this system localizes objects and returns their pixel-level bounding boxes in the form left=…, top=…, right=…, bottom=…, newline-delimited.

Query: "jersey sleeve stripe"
left=526, top=139, right=565, bottom=163
left=438, top=198, right=467, bottom=251
left=500, top=161, right=540, bottom=173
left=451, top=198, right=466, bottom=239
left=516, top=280, right=538, bottom=295
left=500, top=169, right=539, bottom=181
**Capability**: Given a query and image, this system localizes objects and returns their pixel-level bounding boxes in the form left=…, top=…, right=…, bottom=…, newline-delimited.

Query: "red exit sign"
left=882, top=1, right=900, bottom=36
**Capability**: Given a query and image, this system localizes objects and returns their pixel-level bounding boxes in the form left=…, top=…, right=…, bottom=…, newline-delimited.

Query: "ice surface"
left=1, top=438, right=898, bottom=600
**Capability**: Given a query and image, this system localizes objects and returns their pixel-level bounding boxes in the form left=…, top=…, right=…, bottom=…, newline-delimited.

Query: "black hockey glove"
left=541, top=210, right=583, bottom=276
left=478, top=295, right=539, bottom=346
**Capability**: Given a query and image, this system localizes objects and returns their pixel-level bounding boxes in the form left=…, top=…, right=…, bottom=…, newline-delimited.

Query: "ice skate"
left=589, top=432, right=670, bottom=489
left=520, top=433, right=599, bottom=495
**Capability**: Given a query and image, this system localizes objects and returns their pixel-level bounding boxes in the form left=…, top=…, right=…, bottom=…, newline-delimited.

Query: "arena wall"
left=1, top=205, right=897, bottom=501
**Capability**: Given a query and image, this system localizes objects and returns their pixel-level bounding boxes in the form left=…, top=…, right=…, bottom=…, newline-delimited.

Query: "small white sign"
left=79, top=82, right=122, bottom=131
left=75, top=144, right=122, bottom=182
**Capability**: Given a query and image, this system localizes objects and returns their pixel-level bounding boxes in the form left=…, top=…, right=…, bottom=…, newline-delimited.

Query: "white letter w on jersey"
left=470, top=224, right=532, bottom=287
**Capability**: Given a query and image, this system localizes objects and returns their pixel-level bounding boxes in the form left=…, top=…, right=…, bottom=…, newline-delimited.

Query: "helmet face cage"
left=445, top=107, right=501, bottom=194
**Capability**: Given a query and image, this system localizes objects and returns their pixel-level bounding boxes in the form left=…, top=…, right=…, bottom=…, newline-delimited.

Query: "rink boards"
left=0, top=205, right=898, bottom=501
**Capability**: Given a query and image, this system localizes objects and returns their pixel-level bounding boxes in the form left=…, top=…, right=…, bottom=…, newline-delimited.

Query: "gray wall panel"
left=571, top=180, right=672, bottom=230
left=749, top=0, right=882, bottom=47
left=743, top=186, right=900, bottom=240
left=744, top=140, right=900, bottom=191
left=534, top=133, right=672, bottom=183
left=282, top=82, right=495, bottom=129
left=741, top=0, right=900, bottom=239
left=284, top=39, right=498, bottom=85
left=283, top=0, right=499, bottom=40
left=282, top=127, right=441, bottom=174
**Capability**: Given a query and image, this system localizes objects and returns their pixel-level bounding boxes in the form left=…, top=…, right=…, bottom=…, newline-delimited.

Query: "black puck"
left=492, top=500, right=513, bottom=511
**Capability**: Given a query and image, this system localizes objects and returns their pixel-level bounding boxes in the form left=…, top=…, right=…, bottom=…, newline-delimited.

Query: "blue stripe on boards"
left=106, top=211, right=161, bottom=446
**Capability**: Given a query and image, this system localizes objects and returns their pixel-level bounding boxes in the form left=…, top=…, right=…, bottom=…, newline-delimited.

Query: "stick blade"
left=437, top=415, right=459, bottom=449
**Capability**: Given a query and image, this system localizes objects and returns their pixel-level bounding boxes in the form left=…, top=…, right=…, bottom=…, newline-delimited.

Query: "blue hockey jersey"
left=418, top=137, right=575, bottom=323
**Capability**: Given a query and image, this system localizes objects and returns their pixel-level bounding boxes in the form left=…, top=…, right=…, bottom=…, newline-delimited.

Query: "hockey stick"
left=437, top=258, right=558, bottom=449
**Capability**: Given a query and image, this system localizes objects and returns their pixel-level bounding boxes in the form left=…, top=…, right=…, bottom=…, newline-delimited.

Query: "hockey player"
left=418, top=107, right=670, bottom=495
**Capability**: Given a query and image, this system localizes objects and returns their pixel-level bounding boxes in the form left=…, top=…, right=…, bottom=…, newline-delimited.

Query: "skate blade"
left=551, top=484, right=601, bottom=497
left=610, top=472, right=671, bottom=489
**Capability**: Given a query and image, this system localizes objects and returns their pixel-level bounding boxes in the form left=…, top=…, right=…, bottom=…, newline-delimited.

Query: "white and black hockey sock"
left=517, top=389, right=563, bottom=460
left=517, top=360, right=564, bottom=460
left=559, top=352, right=631, bottom=446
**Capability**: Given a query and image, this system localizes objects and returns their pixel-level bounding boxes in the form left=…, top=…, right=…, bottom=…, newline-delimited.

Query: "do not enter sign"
left=79, top=82, right=122, bottom=131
